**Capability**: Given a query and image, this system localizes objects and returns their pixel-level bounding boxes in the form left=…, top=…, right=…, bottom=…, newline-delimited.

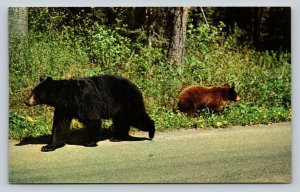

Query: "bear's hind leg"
left=148, top=119, right=155, bottom=140
left=111, top=116, right=130, bottom=142
left=178, top=100, right=196, bottom=117
left=130, top=113, right=155, bottom=140
left=84, top=120, right=101, bottom=147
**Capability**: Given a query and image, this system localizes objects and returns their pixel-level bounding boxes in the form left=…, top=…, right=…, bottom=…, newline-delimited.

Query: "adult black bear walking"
left=25, top=74, right=155, bottom=152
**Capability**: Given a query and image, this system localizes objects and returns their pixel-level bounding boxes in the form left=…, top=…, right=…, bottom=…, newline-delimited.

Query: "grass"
left=9, top=23, right=291, bottom=140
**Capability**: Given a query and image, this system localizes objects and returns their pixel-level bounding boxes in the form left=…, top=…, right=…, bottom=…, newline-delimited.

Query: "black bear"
left=177, top=84, right=240, bottom=116
left=25, top=75, right=155, bottom=152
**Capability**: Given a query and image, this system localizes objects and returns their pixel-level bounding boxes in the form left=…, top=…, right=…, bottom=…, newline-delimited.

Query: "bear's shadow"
left=15, top=128, right=150, bottom=147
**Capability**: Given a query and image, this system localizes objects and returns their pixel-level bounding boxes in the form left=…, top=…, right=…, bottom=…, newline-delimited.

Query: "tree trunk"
left=9, top=7, right=28, bottom=38
left=167, top=7, right=189, bottom=65
left=145, top=7, right=154, bottom=47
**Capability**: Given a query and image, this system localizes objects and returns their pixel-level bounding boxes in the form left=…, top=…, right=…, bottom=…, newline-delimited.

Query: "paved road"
left=9, top=122, right=291, bottom=183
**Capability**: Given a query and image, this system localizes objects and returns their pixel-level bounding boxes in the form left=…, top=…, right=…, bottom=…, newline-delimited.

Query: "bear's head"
left=227, top=84, right=240, bottom=102
left=25, top=76, right=53, bottom=106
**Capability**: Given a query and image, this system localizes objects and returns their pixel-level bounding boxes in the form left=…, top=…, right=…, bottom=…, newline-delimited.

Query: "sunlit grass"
left=9, top=24, right=291, bottom=139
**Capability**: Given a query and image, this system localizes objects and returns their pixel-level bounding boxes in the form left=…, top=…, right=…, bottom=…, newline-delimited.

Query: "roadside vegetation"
left=9, top=8, right=291, bottom=139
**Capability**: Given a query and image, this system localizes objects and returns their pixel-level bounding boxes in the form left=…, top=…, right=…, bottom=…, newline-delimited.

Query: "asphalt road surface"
left=9, top=122, right=291, bottom=183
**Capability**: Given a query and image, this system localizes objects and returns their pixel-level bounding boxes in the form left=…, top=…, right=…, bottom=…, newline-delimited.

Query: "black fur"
left=25, top=75, right=155, bottom=152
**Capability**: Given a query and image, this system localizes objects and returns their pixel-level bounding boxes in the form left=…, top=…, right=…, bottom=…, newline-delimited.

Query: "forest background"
left=8, top=7, right=291, bottom=139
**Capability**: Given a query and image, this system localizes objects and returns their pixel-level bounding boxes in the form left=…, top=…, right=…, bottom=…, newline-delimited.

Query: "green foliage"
left=9, top=20, right=291, bottom=140
left=9, top=112, right=50, bottom=139
left=149, top=104, right=291, bottom=132
left=86, top=24, right=132, bottom=69
left=9, top=32, right=90, bottom=107
left=185, top=22, right=291, bottom=108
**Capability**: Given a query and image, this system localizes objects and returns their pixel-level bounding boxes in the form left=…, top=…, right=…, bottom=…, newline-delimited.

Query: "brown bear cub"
left=177, top=84, right=240, bottom=116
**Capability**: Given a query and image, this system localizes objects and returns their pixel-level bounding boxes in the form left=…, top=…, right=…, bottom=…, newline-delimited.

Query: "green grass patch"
left=9, top=23, right=291, bottom=140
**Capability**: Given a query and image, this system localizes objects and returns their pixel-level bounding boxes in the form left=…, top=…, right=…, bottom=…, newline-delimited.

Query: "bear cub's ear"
left=40, top=75, right=53, bottom=82
left=231, top=82, right=235, bottom=88
left=222, top=83, right=230, bottom=88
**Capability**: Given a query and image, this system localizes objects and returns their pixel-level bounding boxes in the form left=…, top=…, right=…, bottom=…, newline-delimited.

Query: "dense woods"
left=24, top=7, right=291, bottom=51
left=9, top=7, right=291, bottom=139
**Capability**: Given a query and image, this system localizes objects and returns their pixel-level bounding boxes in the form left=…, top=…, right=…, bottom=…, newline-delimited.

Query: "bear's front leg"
left=208, top=104, right=224, bottom=113
left=41, top=127, right=68, bottom=152
left=41, top=143, right=58, bottom=152
left=41, top=109, right=72, bottom=152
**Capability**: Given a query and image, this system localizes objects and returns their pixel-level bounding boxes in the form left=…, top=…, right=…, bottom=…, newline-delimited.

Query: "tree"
left=9, top=7, right=28, bottom=70
left=167, top=7, right=189, bottom=64
left=9, top=7, right=28, bottom=38
left=211, top=7, right=290, bottom=51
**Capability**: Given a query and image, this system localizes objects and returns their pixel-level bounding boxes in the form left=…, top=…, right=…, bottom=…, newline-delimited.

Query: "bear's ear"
left=46, top=76, right=53, bottom=81
left=40, top=76, right=52, bottom=82
left=40, top=75, right=46, bottom=82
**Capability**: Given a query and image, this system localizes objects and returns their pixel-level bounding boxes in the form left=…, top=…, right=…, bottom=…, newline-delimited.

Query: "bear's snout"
left=25, top=94, right=36, bottom=106
left=236, top=95, right=241, bottom=101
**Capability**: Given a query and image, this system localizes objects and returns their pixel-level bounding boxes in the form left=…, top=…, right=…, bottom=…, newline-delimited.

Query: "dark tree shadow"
left=15, top=128, right=150, bottom=147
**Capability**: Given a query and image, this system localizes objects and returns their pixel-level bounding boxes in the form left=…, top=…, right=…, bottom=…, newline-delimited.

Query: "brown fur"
left=177, top=85, right=240, bottom=116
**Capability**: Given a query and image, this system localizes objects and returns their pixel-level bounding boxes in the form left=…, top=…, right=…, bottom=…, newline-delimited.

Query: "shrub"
left=86, top=24, right=132, bottom=69
left=9, top=112, right=50, bottom=139
left=9, top=22, right=291, bottom=139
